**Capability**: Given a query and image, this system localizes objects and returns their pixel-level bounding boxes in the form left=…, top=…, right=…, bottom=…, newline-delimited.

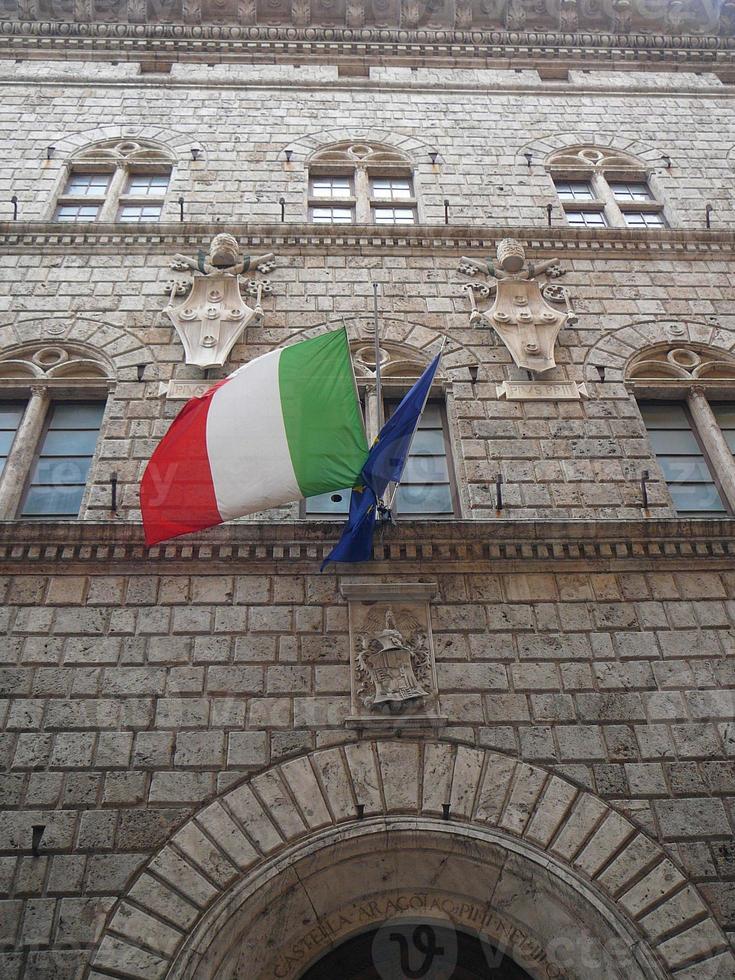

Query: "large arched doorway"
left=90, top=740, right=733, bottom=980
left=300, top=922, right=533, bottom=979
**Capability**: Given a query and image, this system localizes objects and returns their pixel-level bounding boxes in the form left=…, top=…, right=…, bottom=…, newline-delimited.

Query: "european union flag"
left=321, top=351, right=442, bottom=569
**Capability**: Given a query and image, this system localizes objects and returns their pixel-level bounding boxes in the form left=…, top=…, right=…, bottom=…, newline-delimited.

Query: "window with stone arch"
left=52, top=139, right=175, bottom=223
left=548, top=146, right=667, bottom=230
left=0, top=343, right=112, bottom=519
left=627, top=343, right=735, bottom=516
left=304, top=341, right=458, bottom=518
left=307, top=142, right=419, bottom=226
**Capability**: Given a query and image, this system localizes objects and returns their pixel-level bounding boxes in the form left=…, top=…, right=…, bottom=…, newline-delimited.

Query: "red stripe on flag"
left=140, top=385, right=225, bottom=545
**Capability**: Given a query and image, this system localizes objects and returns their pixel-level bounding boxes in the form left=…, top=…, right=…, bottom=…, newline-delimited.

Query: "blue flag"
left=321, top=351, right=442, bottom=569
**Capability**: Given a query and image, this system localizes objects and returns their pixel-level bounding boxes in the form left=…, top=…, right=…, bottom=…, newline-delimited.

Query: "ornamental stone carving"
left=163, top=234, right=276, bottom=369
left=342, top=582, right=444, bottom=731
left=459, top=239, right=574, bottom=374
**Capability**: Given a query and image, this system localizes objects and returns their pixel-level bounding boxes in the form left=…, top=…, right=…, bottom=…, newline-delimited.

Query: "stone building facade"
left=1, top=2, right=735, bottom=978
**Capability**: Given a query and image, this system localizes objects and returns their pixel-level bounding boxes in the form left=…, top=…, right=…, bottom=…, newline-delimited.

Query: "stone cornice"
left=1, top=518, right=734, bottom=571
left=2, top=221, right=735, bottom=258
left=1, top=21, right=735, bottom=68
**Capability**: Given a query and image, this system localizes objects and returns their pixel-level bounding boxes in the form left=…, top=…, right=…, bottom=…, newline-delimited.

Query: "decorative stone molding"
left=1, top=22, right=735, bottom=70
left=521, top=133, right=664, bottom=170
left=546, top=144, right=651, bottom=173
left=627, top=343, right=735, bottom=382
left=585, top=318, right=735, bottom=383
left=163, top=235, right=276, bottom=367
left=0, top=342, right=112, bottom=381
left=88, top=739, right=734, bottom=980
left=68, top=137, right=175, bottom=167
left=7, top=222, right=735, bottom=259
left=0, top=316, right=155, bottom=379
left=308, top=139, right=413, bottom=169
left=342, top=582, right=445, bottom=730
left=1, top=518, right=735, bottom=569
left=0, top=0, right=729, bottom=35
left=458, top=238, right=571, bottom=373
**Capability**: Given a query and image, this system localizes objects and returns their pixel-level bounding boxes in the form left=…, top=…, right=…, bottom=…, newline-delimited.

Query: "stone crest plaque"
left=342, top=583, right=445, bottom=730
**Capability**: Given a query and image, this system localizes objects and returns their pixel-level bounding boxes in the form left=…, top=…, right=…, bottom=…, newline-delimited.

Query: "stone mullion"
left=354, top=165, right=371, bottom=224
left=99, top=166, right=128, bottom=222
left=687, top=386, right=735, bottom=513
left=0, top=385, right=50, bottom=519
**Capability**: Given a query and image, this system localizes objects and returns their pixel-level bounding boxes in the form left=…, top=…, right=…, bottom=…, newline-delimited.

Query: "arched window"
left=307, top=142, right=418, bottom=226
left=627, top=343, right=735, bottom=516
left=548, top=146, right=666, bottom=230
left=0, top=343, right=112, bottom=519
left=53, top=139, right=175, bottom=223
left=304, top=341, right=457, bottom=517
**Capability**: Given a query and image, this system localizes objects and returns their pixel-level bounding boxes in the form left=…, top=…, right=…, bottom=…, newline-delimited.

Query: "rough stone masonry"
left=0, top=4, right=734, bottom=979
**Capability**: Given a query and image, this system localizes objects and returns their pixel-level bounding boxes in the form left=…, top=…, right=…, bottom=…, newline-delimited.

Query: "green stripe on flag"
left=279, top=328, right=368, bottom=497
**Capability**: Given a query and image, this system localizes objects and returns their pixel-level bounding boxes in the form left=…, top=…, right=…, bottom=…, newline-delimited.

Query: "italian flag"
left=141, top=329, right=368, bottom=545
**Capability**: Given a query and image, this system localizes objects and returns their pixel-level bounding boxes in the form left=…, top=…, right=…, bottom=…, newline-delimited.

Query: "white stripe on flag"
left=206, top=349, right=301, bottom=520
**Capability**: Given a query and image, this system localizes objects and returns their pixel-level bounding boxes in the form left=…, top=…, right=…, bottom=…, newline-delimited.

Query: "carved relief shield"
left=164, top=274, right=252, bottom=369
left=488, top=277, right=566, bottom=373
left=361, top=637, right=429, bottom=706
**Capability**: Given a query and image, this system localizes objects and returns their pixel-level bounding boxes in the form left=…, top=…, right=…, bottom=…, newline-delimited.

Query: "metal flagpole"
left=372, top=282, right=383, bottom=432
left=385, top=336, right=447, bottom=513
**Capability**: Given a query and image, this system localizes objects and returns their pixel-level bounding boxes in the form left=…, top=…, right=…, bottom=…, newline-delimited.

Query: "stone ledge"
left=3, top=221, right=735, bottom=257
left=0, top=518, right=733, bottom=568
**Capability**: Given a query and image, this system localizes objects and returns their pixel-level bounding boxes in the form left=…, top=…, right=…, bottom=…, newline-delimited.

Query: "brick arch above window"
left=0, top=342, right=113, bottom=382
left=627, top=342, right=735, bottom=383
left=48, top=125, right=203, bottom=165
left=545, top=143, right=650, bottom=173
left=0, top=315, right=156, bottom=382
left=517, top=132, right=663, bottom=170
left=584, top=318, right=735, bottom=383
left=282, top=128, right=435, bottom=167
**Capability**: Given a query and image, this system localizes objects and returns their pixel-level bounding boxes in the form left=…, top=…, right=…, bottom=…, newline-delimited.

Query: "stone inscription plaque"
left=163, top=380, right=216, bottom=400
left=496, top=381, right=588, bottom=401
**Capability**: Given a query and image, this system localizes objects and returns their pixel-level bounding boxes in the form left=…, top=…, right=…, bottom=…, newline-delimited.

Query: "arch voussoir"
left=89, top=739, right=735, bottom=980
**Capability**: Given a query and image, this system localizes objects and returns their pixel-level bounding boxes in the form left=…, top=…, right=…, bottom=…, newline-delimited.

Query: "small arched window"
left=548, top=146, right=666, bottom=230
left=307, top=142, right=418, bottom=226
left=53, top=139, right=175, bottom=223
left=0, top=343, right=112, bottom=519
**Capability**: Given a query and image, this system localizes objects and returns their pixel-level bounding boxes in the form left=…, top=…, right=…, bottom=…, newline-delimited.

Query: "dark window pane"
left=402, top=455, right=449, bottom=482
left=50, top=403, right=106, bottom=429
left=658, top=456, right=716, bottom=483
left=648, top=429, right=700, bottom=455
left=21, top=401, right=104, bottom=518
left=22, top=485, right=86, bottom=517
left=396, top=483, right=453, bottom=513
left=0, top=430, right=18, bottom=455
left=639, top=403, right=690, bottom=428
left=418, top=403, right=443, bottom=427
left=0, top=404, right=25, bottom=428
left=640, top=400, right=723, bottom=516
left=31, top=456, right=93, bottom=486
left=669, top=484, right=726, bottom=513
left=410, top=429, right=446, bottom=454
left=711, top=403, right=735, bottom=428
left=42, top=430, right=101, bottom=456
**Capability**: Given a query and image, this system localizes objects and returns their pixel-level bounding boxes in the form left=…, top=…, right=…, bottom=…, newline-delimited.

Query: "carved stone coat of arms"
left=342, top=583, right=444, bottom=730
left=459, top=238, right=576, bottom=374
left=163, top=233, right=276, bottom=369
